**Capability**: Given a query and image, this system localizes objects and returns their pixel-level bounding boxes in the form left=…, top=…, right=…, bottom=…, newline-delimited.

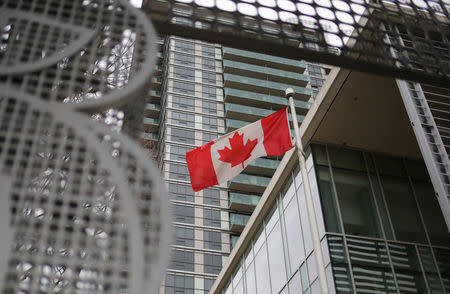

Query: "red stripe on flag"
left=186, top=141, right=218, bottom=192
left=261, top=107, right=293, bottom=156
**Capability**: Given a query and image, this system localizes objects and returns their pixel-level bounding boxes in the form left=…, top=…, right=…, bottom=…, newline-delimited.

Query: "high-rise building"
left=140, top=36, right=325, bottom=293
left=208, top=68, right=450, bottom=294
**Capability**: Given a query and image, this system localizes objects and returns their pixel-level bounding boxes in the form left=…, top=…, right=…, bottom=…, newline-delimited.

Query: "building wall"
left=159, top=36, right=230, bottom=294
left=144, top=37, right=328, bottom=293
left=216, top=144, right=450, bottom=294
left=222, top=47, right=321, bottom=246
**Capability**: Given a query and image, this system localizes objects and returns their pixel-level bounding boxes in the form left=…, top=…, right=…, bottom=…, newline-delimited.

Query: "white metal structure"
left=0, top=1, right=171, bottom=294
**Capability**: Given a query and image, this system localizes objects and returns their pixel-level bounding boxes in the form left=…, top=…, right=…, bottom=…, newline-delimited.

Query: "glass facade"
left=160, top=36, right=230, bottom=294
left=314, top=145, right=450, bottom=294
left=222, top=46, right=317, bottom=249
left=219, top=145, right=450, bottom=294
left=146, top=36, right=330, bottom=294
left=221, top=153, right=333, bottom=294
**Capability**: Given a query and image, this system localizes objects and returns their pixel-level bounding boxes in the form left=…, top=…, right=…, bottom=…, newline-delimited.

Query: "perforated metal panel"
left=0, top=1, right=171, bottom=293
left=0, top=88, right=171, bottom=294
left=0, top=0, right=157, bottom=112
left=144, top=0, right=450, bottom=87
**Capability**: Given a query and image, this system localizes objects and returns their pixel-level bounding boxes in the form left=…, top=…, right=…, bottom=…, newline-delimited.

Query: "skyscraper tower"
left=141, top=36, right=325, bottom=293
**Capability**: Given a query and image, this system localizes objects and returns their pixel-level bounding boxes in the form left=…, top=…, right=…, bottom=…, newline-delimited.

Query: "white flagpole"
left=286, top=88, right=329, bottom=294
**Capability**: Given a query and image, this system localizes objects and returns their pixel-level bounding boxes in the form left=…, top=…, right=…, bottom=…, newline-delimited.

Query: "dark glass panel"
left=311, top=144, right=328, bottom=166
left=327, top=146, right=366, bottom=172
left=381, top=176, right=427, bottom=243
left=433, top=248, right=450, bottom=292
left=418, top=246, right=445, bottom=293
left=412, top=181, right=450, bottom=247
left=316, top=166, right=342, bottom=233
left=388, top=243, right=428, bottom=293
left=333, top=168, right=382, bottom=238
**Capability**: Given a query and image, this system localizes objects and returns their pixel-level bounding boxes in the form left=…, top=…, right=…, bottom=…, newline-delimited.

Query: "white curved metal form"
left=0, top=9, right=96, bottom=75
left=0, top=0, right=157, bottom=112
left=0, top=88, right=171, bottom=294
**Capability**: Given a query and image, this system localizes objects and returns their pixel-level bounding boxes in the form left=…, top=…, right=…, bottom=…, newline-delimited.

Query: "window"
left=202, top=86, right=216, bottom=99
left=254, top=244, right=270, bottom=294
left=202, top=45, right=215, bottom=57
left=202, top=116, right=217, bottom=131
left=170, top=145, right=190, bottom=161
left=204, top=230, right=222, bottom=250
left=308, top=64, right=323, bottom=77
left=172, top=111, right=195, bottom=128
left=204, top=208, right=221, bottom=227
left=175, top=39, right=195, bottom=52
left=174, top=227, right=194, bottom=247
left=203, top=188, right=220, bottom=206
left=204, top=278, right=215, bottom=293
left=316, top=166, right=342, bottom=234
left=202, top=58, right=215, bottom=70
left=174, top=53, right=195, bottom=66
left=267, top=218, right=286, bottom=293
left=413, top=180, right=450, bottom=246
left=173, top=80, right=195, bottom=95
left=169, top=163, right=189, bottom=181
left=202, top=71, right=216, bottom=84
left=332, top=168, right=382, bottom=238
left=169, top=184, right=194, bottom=202
left=381, top=176, right=427, bottom=243
left=174, top=204, right=195, bottom=224
left=204, top=253, right=222, bottom=274
left=174, top=67, right=195, bottom=81
left=202, top=132, right=217, bottom=144
left=173, top=96, right=195, bottom=111
left=202, top=100, right=216, bottom=114
left=165, top=275, right=194, bottom=294
left=169, top=249, right=194, bottom=272
left=310, top=77, right=324, bottom=89
left=171, top=128, right=195, bottom=144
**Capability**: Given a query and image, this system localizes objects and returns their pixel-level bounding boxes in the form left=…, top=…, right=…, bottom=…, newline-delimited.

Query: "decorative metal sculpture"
left=0, top=1, right=170, bottom=294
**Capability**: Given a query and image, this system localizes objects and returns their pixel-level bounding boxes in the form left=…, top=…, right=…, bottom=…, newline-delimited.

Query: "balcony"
left=225, top=103, right=305, bottom=124
left=229, top=213, right=251, bottom=233
left=229, top=173, right=271, bottom=193
left=151, top=77, right=162, bottom=90
left=224, top=74, right=312, bottom=101
left=230, top=235, right=240, bottom=250
left=142, top=117, right=159, bottom=132
left=225, top=118, right=246, bottom=132
left=245, top=157, right=279, bottom=176
left=149, top=90, right=161, bottom=97
left=229, top=192, right=261, bottom=213
left=223, top=60, right=309, bottom=87
left=141, top=132, right=158, bottom=142
left=144, top=103, right=160, bottom=117
left=223, top=47, right=307, bottom=74
left=224, top=88, right=310, bottom=115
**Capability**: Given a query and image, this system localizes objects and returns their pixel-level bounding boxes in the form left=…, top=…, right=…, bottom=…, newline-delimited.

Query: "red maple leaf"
left=218, top=132, right=258, bottom=168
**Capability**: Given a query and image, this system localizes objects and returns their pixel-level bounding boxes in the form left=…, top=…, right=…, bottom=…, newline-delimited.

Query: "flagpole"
left=286, top=88, right=329, bottom=294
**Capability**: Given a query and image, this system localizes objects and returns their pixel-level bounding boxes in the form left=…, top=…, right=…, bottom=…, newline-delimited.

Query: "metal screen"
left=143, top=0, right=450, bottom=87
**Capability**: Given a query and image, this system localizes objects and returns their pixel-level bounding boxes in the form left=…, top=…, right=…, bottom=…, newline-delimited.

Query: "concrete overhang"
left=299, top=68, right=422, bottom=159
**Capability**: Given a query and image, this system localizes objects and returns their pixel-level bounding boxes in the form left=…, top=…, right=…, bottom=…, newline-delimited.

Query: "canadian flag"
left=186, top=107, right=293, bottom=192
